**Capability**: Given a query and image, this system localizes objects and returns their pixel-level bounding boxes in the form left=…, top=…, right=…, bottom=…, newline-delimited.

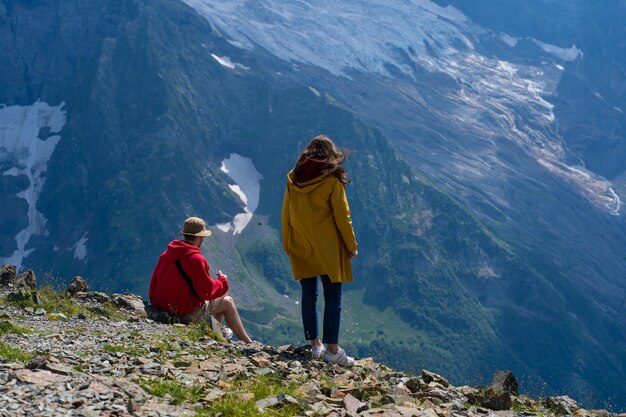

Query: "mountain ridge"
left=1, top=275, right=623, bottom=415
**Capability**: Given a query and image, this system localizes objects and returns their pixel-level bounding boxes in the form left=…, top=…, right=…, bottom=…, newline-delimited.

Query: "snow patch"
left=532, top=39, right=583, bottom=61
left=216, top=154, right=263, bottom=235
left=72, top=233, right=89, bottom=261
left=606, top=188, right=622, bottom=216
left=0, top=101, right=67, bottom=269
left=500, top=33, right=519, bottom=47
left=497, top=61, right=517, bottom=76
left=555, top=64, right=564, bottom=71
left=210, top=53, right=250, bottom=70
left=614, top=107, right=623, bottom=114
left=308, top=86, right=321, bottom=97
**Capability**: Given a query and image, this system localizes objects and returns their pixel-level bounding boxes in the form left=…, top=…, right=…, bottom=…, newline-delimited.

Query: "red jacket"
left=149, top=240, right=228, bottom=316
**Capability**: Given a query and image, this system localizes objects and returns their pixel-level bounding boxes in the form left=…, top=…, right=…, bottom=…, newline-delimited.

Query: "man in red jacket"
left=149, top=217, right=252, bottom=343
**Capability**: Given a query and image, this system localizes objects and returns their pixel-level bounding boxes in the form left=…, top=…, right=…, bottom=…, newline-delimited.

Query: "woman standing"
left=282, top=135, right=359, bottom=366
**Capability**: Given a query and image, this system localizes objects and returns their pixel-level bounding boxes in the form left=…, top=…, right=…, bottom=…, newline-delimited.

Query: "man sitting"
left=149, top=217, right=252, bottom=343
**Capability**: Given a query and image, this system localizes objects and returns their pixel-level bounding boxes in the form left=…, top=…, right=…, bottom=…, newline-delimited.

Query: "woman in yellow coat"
left=282, top=135, right=358, bottom=366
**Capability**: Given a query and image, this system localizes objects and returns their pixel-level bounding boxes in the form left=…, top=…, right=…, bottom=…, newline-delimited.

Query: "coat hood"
left=287, top=160, right=346, bottom=194
left=287, top=169, right=331, bottom=194
left=162, top=240, right=201, bottom=262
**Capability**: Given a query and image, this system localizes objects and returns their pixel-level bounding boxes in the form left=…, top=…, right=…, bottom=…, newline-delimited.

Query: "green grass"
left=196, top=374, right=303, bottom=417
left=1, top=288, right=125, bottom=321
left=0, top=341, right=32, bottom=363
left=137, top=377, right=205, bottom=405
left=0, top=320, right=31, bottom=335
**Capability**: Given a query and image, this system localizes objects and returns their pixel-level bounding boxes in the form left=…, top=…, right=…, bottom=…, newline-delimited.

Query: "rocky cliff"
left=1, top=272, right=623, bottom=417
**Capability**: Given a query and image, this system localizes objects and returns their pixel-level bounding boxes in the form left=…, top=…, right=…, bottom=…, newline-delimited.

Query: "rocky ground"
left=0, top=265, right=624, bottom=417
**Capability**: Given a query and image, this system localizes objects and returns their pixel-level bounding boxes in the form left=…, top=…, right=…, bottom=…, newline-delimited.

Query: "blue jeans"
left=300, top=275, right=342, bottom=344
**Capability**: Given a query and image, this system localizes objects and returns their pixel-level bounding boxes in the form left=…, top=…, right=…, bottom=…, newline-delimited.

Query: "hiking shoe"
left=311, top=344, right=326, bottom=359
left=323, top=348, right=354, bottom=366
left=211, top=317, right=233, bottom=341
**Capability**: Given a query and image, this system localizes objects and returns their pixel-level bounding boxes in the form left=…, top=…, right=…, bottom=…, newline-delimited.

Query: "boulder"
left=0, top=264, right=17, bottom=287
left=0, top=265, right=35, bottom=289
left=7, top=289, right=46, bottom=305
left=79, top=291, right=111, bottom=303
left=112, top=293, right=145, bottom=311
left=421, top=370, right=449, bottom=388
left=17, top=269, right=36, bottom=288
left=545, top=395, right=578, bottom=415
left=145, top=304, right=175, bottom=324
left=405, top=377, right=426, bottom=393
left=481, top=388, right=512, bottom=411
left=343, top=393, right=368, bottom=416
left=488, top=370, right=518, bottom=396
left=67, top=276, right=89, bottom=295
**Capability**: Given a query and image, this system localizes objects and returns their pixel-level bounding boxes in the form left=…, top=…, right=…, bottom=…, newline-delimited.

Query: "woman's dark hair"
left=293, top=135, right=350, bottom=184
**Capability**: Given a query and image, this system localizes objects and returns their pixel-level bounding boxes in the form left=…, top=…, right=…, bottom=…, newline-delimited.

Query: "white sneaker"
left=211, top=316, right=233, bottom=340
left=311, top=344, right=326, bottom=359
left=323, top=347, right=354, bottom=366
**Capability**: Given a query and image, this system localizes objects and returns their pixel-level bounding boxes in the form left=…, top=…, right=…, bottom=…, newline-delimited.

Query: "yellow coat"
left=281, top=171, right=358, bottom=283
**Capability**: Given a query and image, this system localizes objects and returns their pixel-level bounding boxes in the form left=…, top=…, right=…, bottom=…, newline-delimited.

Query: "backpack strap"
left=174, top=259, right=202, bottom=302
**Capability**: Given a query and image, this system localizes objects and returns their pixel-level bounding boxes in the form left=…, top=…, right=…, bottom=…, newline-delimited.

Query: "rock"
left=145, top=304, right=173, bottom=323
left=75, top=292, right=111, bottom=303
left=250, top=355, right=272, bottom=368
left=0, top=264, right=17, bottom=287
left=17, top=269, right=36, bottom=288
left=343, top=393, right=368, bottom=416
left=127, top=398, right=141, bottom=413
left=422, top=408, right=440, bottom=417
left=203, top=388, right=226, bottom=402
left=45, top=362, right=74, bottom=376
left=0, top=266, right=36, bottom=289
left=256, top=396, right=280, bottom=410
left=298, top=380, right=322, bottom=397
left=392, top=405, right=423, bottom=417
left=405, top=377, right=425, bottom=393
left=27, top=355, right=52, bottom=370
left=67, top=276, right=89, bottom=295
left=7, top=288, right=45, bottom=305
left=488, top=371, right=518, bottom=396
left=256, top=394, right=299, bottom=411
left=11, top=369, right=70, bottom=385
left=545, top=396, right=578, bottom=415
left=481, top=388, right=512, bottom=411
left=112, top=293, right=145, bottom=311
left=421, top=370, right=449, bottom=388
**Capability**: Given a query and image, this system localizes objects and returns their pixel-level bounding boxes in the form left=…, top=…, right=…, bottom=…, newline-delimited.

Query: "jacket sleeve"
left=281, top=185, right=291, bottom=252
left=330, top=178, right=359, bottom=253
left=186, top=255, right=229, bottom=301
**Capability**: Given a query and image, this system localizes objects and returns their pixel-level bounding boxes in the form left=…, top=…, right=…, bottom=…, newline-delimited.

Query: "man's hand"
left=217, top=270, right=228, bottom=280
left=349, top=250, right=359, bottom=259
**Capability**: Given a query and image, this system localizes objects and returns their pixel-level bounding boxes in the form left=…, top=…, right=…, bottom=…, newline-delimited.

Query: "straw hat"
left=179, top=217, right=212, bottom=237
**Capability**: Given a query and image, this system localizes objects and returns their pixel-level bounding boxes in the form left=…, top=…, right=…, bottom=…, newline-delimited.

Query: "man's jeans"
left=300, top=275, right=342, bottom=344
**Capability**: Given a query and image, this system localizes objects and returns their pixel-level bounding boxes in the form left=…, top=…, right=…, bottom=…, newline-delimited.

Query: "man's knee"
left=223, top=295, right=235, bottom=309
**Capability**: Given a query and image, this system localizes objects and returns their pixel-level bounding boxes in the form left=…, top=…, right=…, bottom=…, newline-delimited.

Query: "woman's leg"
left=300, top=277, right=320, bottom=345
left=320, top=275, right=342, bottom=353
left=210, top=294, right=252, bottom=343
